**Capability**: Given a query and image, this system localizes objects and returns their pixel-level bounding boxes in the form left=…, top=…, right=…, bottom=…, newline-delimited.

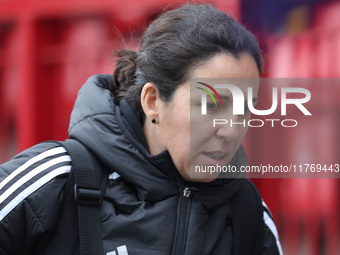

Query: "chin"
left=184, top=171, right=219, bottom=182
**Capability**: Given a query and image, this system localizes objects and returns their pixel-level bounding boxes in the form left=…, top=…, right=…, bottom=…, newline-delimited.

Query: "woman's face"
left=157, top=53, right=259, bottom=182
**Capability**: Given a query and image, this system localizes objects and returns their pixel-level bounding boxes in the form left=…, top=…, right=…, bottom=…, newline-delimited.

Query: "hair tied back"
left=113, top=49, right=138, bottom=100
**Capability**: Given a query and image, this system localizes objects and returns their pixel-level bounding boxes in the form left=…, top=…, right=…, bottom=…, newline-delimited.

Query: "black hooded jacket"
left=0, top=75, right=282, bottom=255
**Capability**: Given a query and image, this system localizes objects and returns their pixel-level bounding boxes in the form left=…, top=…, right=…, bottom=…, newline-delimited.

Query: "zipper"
left=172, top=186, right=198, bottom=255
left=183, top=186, right=198, bottom=198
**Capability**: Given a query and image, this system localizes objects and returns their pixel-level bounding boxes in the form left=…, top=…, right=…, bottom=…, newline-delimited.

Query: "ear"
left=141, top=82, right=160, bottom=120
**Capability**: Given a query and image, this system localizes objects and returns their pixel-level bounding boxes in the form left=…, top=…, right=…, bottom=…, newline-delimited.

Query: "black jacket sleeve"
left=259, top=201, right=283, bottom=255
left=0, top=142, right=71, bottom=254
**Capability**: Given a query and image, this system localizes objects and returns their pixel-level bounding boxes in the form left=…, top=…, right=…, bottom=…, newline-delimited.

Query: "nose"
left=215, top=115, right=246, bottom=141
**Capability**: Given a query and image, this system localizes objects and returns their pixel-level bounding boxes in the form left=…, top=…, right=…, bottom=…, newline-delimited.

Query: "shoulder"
left=231, top=179, right=283, bottom=255
left=261, top=200, right=283, bottom=255
left=246, top=179, right=283, bottom=255
left=0, top=141, right=71, bottom=222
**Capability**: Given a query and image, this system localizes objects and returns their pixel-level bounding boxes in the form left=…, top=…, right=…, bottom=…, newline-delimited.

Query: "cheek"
left=161, top=105, right=191, bottom=164
left=190, top=121, right=215, bottom=152
left=168, top=128, right=192, bottom=180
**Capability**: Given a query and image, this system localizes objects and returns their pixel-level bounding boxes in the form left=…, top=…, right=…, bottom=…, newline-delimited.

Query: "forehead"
left=190, top=53, right=259, bottom=80
left=189, top=53, right=260, bottom=96
left=190, top=79, right=259, bottom=101
left=169, top=53, right=260, bottom=101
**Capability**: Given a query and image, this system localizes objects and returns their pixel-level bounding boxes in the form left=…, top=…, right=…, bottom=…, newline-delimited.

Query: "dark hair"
left=113, top=4, right=263, bottom=123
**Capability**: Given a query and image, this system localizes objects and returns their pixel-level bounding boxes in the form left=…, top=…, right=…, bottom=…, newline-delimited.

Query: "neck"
left=143, top=121, right=163, bottom=156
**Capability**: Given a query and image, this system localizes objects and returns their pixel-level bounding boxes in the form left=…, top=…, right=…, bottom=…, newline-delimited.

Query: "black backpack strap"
left=231, top=179, right=265, bottom=255
left=58, top=139, right=104, bottom=255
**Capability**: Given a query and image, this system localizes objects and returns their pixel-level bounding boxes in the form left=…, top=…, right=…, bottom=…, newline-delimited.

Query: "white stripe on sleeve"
left=0, top=155, right=71, bottom=204
left=0, top=165, right=71, bottom=221
left=263, top=211, right=283, bottom=255
left=0, top=147, right=67, bottom=190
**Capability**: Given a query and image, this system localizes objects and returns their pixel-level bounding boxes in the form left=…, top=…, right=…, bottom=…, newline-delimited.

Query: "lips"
left=202, top=150, right=230, bottom=165
left=204, top=152, right=226, bottom=160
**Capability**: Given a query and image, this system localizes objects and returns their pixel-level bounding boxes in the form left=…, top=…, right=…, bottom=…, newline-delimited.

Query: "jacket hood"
left=68, top=74, right=246, bottom=208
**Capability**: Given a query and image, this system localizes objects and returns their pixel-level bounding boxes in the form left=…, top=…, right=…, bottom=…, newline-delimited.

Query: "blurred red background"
left=1, top=0, right=339, bottom=254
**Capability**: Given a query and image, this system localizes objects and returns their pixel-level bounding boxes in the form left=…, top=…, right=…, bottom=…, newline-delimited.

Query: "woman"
left=0, top=4, right=282, bottom=255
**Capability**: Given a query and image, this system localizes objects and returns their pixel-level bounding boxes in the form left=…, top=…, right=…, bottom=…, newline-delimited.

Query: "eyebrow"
left=218, top=95, right=232, bottom=101
left=213, top=95, right=258, bottom=104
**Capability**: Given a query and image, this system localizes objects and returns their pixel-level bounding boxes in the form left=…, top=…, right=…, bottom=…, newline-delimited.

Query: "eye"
left=207, top=102, right=221, bottom=112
